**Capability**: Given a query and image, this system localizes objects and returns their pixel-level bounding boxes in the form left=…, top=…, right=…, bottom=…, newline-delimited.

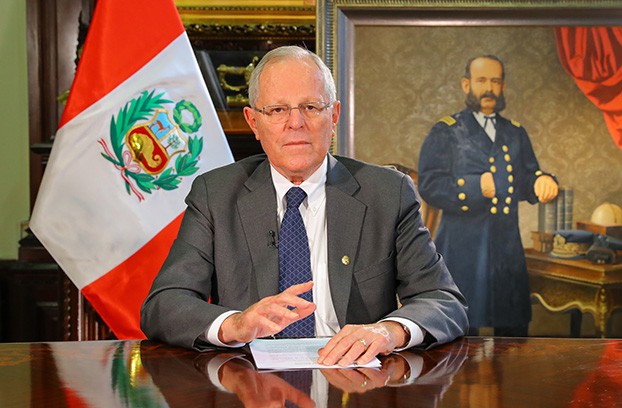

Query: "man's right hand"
left=480, top=172, right=495, bottom=198
left=218, top=281, right=316, bottom=344
left=219, top=358, right=315, bottom=408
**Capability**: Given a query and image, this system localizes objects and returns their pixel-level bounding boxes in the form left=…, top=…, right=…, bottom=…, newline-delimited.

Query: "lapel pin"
left=341, top=255, right=350, bottom=266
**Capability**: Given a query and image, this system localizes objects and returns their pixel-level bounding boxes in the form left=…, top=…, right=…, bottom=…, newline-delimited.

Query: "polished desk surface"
left=0, top=337, right=620, bottom=407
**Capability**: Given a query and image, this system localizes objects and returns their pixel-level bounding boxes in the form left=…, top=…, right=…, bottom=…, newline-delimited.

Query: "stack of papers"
left=249, top=337, right=381, bottom=370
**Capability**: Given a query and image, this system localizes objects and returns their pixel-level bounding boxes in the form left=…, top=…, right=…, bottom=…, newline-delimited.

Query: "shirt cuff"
left=386, top=352, right=424, bottom=386
left=380, top=317, right=425, bottom=351
left=207, top=354, right=254, bottom=392
left=206, top=310, right=246, bottom=348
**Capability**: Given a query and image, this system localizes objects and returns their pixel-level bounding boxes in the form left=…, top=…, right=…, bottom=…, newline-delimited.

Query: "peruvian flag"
left=30, top=0, right=233, bottom=339
left=51, top=341, right=168, bottom=407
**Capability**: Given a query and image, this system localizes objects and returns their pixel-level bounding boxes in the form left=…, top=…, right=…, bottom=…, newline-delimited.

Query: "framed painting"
left=317, top=0, right=622, bottom=243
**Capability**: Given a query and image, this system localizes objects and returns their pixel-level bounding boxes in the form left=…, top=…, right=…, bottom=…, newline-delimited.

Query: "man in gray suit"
left=141, top=46, right=467, bottom=366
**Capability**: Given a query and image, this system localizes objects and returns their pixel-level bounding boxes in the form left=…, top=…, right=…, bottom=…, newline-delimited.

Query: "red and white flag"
left=51, top=342, right=168, bottom=408
left=30, top=0, right=233, bottom=339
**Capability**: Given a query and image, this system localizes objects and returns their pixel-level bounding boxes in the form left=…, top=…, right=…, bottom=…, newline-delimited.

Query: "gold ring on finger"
left=361, top=379, right=368, bottom=388
left=358, top=338, right=368, bottom=350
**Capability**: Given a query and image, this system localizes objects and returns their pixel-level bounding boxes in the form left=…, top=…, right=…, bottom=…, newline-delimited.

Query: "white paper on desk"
left=249, top=337, right=381, bottom=370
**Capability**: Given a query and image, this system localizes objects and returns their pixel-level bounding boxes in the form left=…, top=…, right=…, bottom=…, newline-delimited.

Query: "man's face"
left=243, top=57, right=340, bottom=184
left=461, top=58, right=505, bottom=115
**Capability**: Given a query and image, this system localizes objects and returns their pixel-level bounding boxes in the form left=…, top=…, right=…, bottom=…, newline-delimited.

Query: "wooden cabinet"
left=218, top=111, right=262, bottom=160
left=0, top=261, right=63, bottom=342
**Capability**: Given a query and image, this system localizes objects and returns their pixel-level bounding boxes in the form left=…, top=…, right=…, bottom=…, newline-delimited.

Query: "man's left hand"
left=317, top=322, right=408, bottom=367
left=534, top=175, right=559, bottom=203
left=320, top=366, right=390, bottom=393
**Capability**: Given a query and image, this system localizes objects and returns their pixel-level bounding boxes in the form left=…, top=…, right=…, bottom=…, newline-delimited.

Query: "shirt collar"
left=473, top=110, right=496, bottom=123
left=270, top=156, right=328, bottom=214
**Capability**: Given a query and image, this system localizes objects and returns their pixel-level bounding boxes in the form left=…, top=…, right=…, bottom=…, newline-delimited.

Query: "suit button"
left=489, top=157, right=495, bottom=163
left=508, top=186, right=514, bottom=194
left=341, top=256, right=350, bottom=266
left=490, top=207, right=498, bottom=214
left=506, top=197, right=512, bottom=204
left=502, top=145, right=509, bottom=152
left=504, top=154, right=511, bottom=162
left=535, top=170, right=543, bottom=176
left=507, top=164, right=513, bottom=172
left=492, top=197, right=498, bottom=205
left=461, top=206, right=469, bottom=212
left=457, top=178, right=465, bottom=186
left=490, top=165, right=497, bottom=173
left=508, top=175, right=514, bottom=183
left=458, top=193, right=466, bottom=201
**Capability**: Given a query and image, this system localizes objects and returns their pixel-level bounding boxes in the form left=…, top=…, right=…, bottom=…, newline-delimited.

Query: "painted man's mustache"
left=465, top=89, right=506, bottom=112
left=480, top=92, right=497, bottom=100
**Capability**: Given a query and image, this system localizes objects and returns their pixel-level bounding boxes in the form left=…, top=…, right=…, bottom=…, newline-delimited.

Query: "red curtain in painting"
left=555, top=27, right=622, bottom=150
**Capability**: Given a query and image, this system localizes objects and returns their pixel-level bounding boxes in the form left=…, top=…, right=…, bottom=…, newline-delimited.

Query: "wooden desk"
left=525, top=248, right=622, bottom=337
left=0, top=337, right=620, bottom=407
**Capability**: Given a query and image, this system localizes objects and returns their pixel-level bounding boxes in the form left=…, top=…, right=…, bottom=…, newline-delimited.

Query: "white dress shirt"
left=474, top=111, right=497, bottom=142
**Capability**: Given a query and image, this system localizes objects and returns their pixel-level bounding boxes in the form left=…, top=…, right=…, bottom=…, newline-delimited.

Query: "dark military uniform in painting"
left=418, top=108, right=554, bottom=331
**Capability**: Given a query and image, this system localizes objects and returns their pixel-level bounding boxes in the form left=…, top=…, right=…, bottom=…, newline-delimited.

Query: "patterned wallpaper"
left=352, top=25, right=622, bottom=246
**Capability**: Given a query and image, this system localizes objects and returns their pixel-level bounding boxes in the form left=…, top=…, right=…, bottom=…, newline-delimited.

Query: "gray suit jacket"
left=140, top=154, right=468, bottom=350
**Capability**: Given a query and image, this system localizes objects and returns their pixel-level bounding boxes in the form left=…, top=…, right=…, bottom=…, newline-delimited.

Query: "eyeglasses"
left=253, top=102, right=334, bottom=123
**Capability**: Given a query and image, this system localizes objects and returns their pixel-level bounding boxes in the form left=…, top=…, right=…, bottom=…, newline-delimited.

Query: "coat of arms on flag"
left=98, top=90, right=204, bottom=201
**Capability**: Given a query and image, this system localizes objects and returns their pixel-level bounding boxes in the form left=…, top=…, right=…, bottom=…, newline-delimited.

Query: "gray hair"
left=247, top=46, right=337, bottom=108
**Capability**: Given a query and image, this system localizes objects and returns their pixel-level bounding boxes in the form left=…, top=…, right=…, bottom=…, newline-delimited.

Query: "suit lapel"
left=237, top=160, right=280, bottom=300
left=325, top=155, right=366, bottom=327
left=236, top=155, right=367, bottom=322
left=462, top=109, right=494, bottom=155
left=490, top=114, right=507, bottom=156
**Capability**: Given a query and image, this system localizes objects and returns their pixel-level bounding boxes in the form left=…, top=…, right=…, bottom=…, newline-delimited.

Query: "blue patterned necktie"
left=277, top=187, right=314, bottom=338
left=280, top=370, right=313, bottom=408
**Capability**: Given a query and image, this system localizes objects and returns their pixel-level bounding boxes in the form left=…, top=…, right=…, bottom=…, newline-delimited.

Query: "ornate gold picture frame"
left=317, top=0, right=622, bottom=156
left=317, top=0, right=622, bottom=244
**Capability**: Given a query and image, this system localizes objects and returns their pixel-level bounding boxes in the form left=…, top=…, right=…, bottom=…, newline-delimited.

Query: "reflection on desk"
left=179, top=340, right=467, bottom=408
left=0, top=337, right=620, bottom=407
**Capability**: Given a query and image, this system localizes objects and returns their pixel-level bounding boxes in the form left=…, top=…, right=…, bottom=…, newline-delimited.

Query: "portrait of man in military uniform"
left=417, top=55, right=559, bottom=336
